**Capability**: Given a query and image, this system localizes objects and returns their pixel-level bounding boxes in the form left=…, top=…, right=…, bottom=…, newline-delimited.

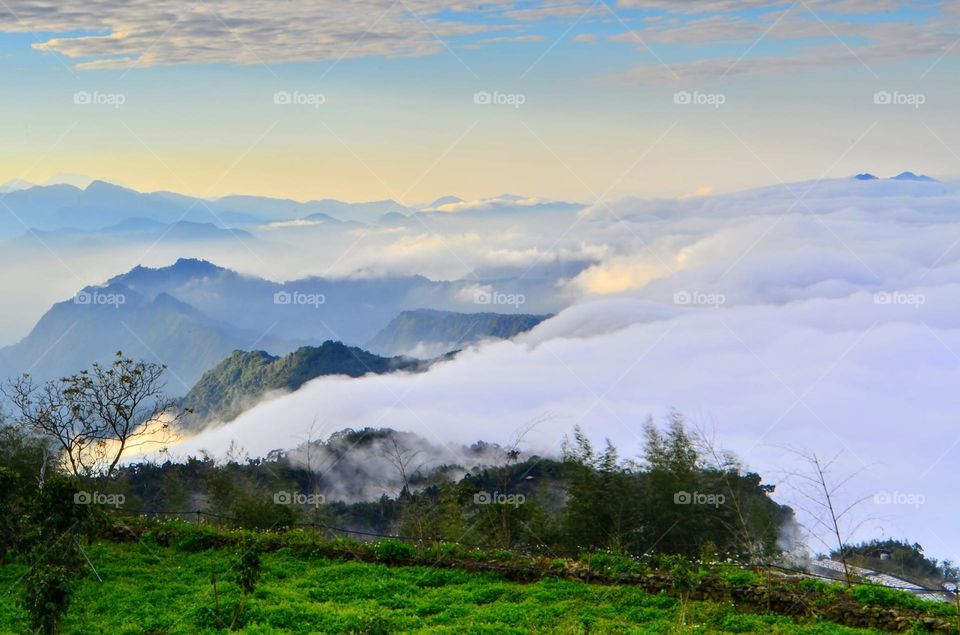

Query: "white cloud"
left=2, top=0, right=510, bottom=69
left=420, top=195, right=553, bottom=213
left=602, top=3, right=958, bottom=83
left=166, top=176, right=960, bottom=559
left=3, top=0, right=953, bottom=77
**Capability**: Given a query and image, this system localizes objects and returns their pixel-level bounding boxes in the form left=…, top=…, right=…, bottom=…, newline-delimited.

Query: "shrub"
left=851, top=584, right=925, bottom=611
left=230, top=540, right=263, bottom=630
left=373, top=539, right=416, bottom=563
left=21, top=564, right=72, bottom=635
left=19, top=477, right=92, bottom=634
left=232, top=495, right=297, bottom=531
left=172, top=524, right=224, bottom=552
left=235, top=542, right=263, bottom=596
left=438, top=542, right=470, bottom=559
left=582, top=551, right=646, bottom=576
left=717, top=567, right=762, bottom=586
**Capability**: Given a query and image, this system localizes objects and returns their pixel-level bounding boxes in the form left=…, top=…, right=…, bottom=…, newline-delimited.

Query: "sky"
left=3, top=0, right=960, bottom=559
left=1, top=0, right=959, bottom=203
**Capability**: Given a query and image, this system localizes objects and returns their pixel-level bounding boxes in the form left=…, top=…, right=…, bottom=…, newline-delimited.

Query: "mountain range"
left=0, top=179, right=418, bottom=238
left=0, top=180, right=585, bottom=241
left=853, top=172, right=938, bottom=182
left=366, top=309, right=548, bottom=357
left=0, top=258, right=556, bottom=393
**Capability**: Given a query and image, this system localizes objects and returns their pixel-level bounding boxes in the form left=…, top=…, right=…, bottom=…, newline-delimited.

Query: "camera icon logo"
left=74, top=291, right=92, bottom=305
left=873, top=91, right=892, bottom=105
left=474, top=491, right=492, bottom=504
left=473, top=289, right=492, bottom=305
left=74, top=491, right=92, bottom=504
left=474, top=91, right=492, bottom=105
left=273, top=491, right=292, bottom=504
left=73, top=91, right=92, bottom=105
left=673, top=491, right=692, bottom=505
left=673, top=91, right=692, bottom=105
left=273, top=291, right=292, bottom=305
left=673, top=291, right=691, bottom=305
left=874, top=291, right=892, bottom=305
left=274, top=91, right=292, bottom=105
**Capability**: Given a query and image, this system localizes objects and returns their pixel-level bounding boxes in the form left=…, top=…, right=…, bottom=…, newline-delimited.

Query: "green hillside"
left=0, top=538, right=899, bottom=634
left=180, top=342, right=425, bottom=426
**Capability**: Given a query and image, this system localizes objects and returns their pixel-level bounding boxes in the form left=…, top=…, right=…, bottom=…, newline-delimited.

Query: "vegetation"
left=54, top=418, right=793, bottom=565
left=4, top=352, right=180, bottom=478
left=836, top=539, right=959, bottom=586
left=179, top=341, right=427, bottom=426
left=0, top=539, right=922, bottom=634
left=1, top=356, right=956, bottom=633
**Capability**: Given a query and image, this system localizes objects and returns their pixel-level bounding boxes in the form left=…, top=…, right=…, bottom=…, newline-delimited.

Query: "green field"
left=0, top=540, right=889, bottom=634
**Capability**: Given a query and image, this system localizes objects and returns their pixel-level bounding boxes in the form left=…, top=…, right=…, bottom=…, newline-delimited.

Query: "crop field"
left=0, top=539, right=890, bottom=634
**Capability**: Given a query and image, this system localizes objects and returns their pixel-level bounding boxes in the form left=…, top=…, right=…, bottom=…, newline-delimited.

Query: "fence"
left=104, top=507, right=955, bottom=598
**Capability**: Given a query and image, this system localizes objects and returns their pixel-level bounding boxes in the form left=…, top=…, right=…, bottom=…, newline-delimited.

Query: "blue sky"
left=0, top=0, right=958, bottom=202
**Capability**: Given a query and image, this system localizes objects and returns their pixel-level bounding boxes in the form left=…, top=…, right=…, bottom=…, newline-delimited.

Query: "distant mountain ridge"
left=891, top=171, right=937, bottom=182
left=0, top=259, right=562, bottom=392
left=179, top=341, right=430, bottom=427
left=366, top=309, right=549, bottom=357
left=0, top=180, right=418, bottom=238
left=0, top=280, right=301, bottom=391
left=851, top=171, right=938, bottom=182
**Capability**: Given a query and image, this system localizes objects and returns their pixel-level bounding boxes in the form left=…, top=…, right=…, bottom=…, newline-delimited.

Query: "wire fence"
left=104, top=507, right=956, bottom=599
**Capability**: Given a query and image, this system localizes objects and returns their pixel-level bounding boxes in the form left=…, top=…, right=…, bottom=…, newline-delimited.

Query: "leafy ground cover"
left=0, top=537, right=900, bottom=634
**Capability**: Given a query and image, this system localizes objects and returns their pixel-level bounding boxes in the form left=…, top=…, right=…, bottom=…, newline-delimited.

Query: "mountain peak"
left=853, top=173, right=878, bottom=181
left=83, top=179, right=137, bottom=194
left=169, top=257, right=225, bottom=273
left=180, top=340, right=423, bottom=426
left=108, top=258, right=228, bottom=290
left=891, top=171, right=937, bottom=182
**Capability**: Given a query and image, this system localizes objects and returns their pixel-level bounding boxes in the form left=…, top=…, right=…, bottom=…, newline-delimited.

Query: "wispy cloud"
left=2, top=0, right=509, bottom=69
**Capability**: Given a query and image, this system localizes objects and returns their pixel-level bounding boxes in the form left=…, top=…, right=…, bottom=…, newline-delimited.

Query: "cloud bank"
left=169, top=176, right=960, bottom=559
left=2, top=0, right=955, bottom=78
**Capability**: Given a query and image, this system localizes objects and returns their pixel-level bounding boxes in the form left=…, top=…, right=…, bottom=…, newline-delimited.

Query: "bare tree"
left=693, top=425, right=765, bottom=564
left=4, top=352, right=182, bottom=479
left=784, top=450, right=874, bottom=586
left=384, top=434, right=426, bottom=543
left=492, top=416, right=545, bottom=548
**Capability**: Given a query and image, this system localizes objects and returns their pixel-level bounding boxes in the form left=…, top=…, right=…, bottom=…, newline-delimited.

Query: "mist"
left=150, top=176, right=960, bottom=559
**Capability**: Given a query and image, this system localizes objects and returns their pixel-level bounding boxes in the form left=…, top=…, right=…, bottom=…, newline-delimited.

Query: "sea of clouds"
left=157, top=176, right=960, bottom=559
